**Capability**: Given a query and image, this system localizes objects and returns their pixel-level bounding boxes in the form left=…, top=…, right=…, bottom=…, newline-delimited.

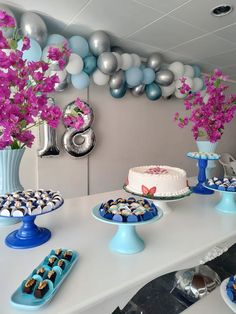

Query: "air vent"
left=211, top=4, right=233, bottom=16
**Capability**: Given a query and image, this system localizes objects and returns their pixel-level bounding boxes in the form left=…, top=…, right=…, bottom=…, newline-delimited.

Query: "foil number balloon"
left=62, top=101, right=96, bottom=158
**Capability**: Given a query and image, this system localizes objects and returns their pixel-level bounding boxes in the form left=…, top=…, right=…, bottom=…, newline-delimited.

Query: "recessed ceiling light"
left=211, top=4, right=233, bottom=17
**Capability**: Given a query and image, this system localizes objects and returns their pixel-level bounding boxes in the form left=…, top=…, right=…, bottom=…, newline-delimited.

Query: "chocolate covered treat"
left=36, top=267, right=46, bottom=277
left=57, top=259, right=65, bottom=270
left=47, top=256, right=57, bottom=267
left=23, top=278, right=37, bottom=294
left=34, top=281, right=49, bottom=298
left=63, top=250, right=73, bottom=261
left=54, top=248, right=62, bottom=258
left=47, top=270, right=57, bottom=283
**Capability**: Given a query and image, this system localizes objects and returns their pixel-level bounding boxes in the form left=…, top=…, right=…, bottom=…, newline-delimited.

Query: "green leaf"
left=198, top=130, right=205, bottom=137
left=10, top=140, right=20, bottom=150
left=9, top=39, right=17, bottom=50
left=214, top=78, right=221, bottom=88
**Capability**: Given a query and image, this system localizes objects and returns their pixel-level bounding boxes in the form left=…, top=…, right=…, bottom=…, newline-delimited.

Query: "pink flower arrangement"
left=0, top=10, right=71, bottom=149
left=174, top=69, right=236, bottom=143
left=63, top=98, right=91, bottom=131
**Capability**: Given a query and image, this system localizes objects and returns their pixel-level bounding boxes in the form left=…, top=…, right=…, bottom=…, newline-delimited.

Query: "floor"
left=112, top=243, right=236, bottom=314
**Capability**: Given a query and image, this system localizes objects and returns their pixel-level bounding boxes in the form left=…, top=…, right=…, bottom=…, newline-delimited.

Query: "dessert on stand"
left=187, top=152, right=220, bottom=195
left=205, top=177, right=236, bottom=213
left=124, top=165, right=191, bottom=214
left=92, top=197, right=163, bottom=254
left=0, top=189, right=64, bottom=249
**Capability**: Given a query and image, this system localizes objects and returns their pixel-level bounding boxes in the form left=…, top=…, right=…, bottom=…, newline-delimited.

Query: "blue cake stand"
left=187, top=152, right=220, bottom=195
left=92, top=204, right=163, bottom=254
left=204, top=184, right=236, bottom=213
left=1, top=200, right=64, bottom=249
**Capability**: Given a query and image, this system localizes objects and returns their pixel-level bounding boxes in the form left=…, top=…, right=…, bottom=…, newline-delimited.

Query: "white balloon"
left=93, top=69, right=110, bottom=85
left=168, top=61, right=184, bottom=80
left=112, top=52, right=122, bottom=71
left=184, top=65, right=194, bottom=78
left=176, top=76, right=193, bottom=90
left=121, top=53, right=133, bottom=70
left=131, top=53, right=141, bottom=67
left=66, top=53, right=83, bottom=75
left=160, top=81, right=176, bottom=98
left=192, top=77, right=204, bottom=92
left=203, top=93, right=210, bottom=103
left=175, top=89, right=186, bottom=99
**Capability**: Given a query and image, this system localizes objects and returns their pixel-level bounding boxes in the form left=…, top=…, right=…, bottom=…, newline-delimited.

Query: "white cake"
left=126, top=165, right=189, bottom=197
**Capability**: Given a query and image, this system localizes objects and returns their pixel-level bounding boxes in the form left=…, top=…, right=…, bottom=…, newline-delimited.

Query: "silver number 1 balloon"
left=38, top=98, right=60, bottom=157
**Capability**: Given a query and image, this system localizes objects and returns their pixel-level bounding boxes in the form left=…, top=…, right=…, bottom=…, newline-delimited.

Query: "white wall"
left=20, top=83, right=236, bottom=198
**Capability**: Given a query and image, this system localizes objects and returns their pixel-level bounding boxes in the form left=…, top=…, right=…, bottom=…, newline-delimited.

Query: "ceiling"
left=4, top=0, right=236, bottom=79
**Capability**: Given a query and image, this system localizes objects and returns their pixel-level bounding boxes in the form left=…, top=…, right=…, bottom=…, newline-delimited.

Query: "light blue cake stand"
left=92, top=205, right=163, bottom=254
left=204, top=184, right=236, bottom=213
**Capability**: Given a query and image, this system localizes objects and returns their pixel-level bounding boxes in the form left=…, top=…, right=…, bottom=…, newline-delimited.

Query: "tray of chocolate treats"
left=11, top=249, right=78, bottom=310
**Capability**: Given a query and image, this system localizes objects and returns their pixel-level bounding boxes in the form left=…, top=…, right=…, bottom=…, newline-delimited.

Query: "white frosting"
left=126, top=165, right=189, bottom=197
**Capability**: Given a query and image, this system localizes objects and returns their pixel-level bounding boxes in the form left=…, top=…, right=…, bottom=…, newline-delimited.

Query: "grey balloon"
left=0, top=5, right=17, bottom=38
left=155, top=69, right=174, bottom=86
left=20, top=11, right=48, bottom=47
left=111, top=46, right=123, bottom=54
left=109, top=70, right=125, bottom=89
left=147, top=53, right=163, bottom=72
left=89, top=30, right=111, bottom=56
left=131, top=84, right=145, bottom=96
left=97, top=52, right=117, bottom=75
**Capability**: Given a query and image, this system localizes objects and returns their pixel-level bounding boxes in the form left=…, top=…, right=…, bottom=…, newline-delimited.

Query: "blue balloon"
left=83, top=55, right=97, bottom=75
left=17, top=38, right=42, bottom=62
left=192, top=65, right=201, bottom=77
left=110, top=83, right=127, bottom=98
left=125, top=67, right=144, bottom=87
left=47, top=34, right=67, bottom=46
left=71, top=71, right=90, bottom=90
left=69, top=36, right=89, bottom=58
left=139, top=64, right=146, bottom=70
left=143, top=68, right=155, bottom=84
left=145, top=83, right=162, bottom=101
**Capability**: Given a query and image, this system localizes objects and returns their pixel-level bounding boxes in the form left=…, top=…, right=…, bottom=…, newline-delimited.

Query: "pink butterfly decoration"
left=142, top=185, right=156, bottom=196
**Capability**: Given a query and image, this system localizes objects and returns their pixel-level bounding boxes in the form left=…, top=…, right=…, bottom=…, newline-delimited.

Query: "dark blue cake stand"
left=187, top=152, right=220, bottom=195
left=2, top=201, right=63, bottom=249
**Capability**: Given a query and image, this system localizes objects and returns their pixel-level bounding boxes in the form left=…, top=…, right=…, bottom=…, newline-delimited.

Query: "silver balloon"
left=111, top=46, right=123, bottom=54
left=54, top=73, right=70, bottom=92
left=155, top=69, right=174, bottom=86
left=62, top=128, right=96, bottom=158
left=0, top=5, right=17, bottom=38
left=63, top=100, right=94, bottom=132
left=147, top=53, right=163, bottom=72
left=38, top=98, right=60, bottom=157
left=109, top=70, right=125, bottom=89
left=173, top=265, right=221, bottom=302
left=97, top=52, right=117, bottom=75
left=131, top=84, right=145, bottom=96
left=20, top=12, right=48, bottom=47
left=89, top=30, right=110, bottom=56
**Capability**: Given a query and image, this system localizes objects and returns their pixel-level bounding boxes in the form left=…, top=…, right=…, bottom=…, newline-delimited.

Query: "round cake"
left=126, top=165, right=189, bottom=197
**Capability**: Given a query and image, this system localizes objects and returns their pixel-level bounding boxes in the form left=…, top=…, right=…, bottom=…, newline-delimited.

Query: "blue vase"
left=196, top=141, right=218, bottom=178
left=0, top=148, right=25, bottom=226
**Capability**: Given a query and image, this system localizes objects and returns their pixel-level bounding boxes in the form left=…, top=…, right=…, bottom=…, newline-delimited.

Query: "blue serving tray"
left=11, top=249, right=79, bottom=310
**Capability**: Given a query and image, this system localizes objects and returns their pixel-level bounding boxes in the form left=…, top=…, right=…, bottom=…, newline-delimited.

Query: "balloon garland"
left=2, top=6, right=204, bottom=101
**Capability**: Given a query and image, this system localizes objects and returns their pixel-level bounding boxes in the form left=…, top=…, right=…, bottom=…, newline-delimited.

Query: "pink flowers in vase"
left=0, top=10, right=71, bottom=150
left=174, top=69, right=236, bottom=143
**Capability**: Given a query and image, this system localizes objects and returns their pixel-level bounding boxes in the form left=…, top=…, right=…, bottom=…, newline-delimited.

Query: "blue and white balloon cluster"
left=8, top=7, right=204, bottom=100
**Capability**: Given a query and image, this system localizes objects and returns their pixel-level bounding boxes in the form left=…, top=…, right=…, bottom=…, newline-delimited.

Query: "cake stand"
left=92, top=205, right=163, bottom=254
left=123, top=185, right=191, bottom=214
left=204, top=184, right=236, bottom=213
left=187, top=152, right=220, bottom=195
left=1, top=201, right=64, bottom=249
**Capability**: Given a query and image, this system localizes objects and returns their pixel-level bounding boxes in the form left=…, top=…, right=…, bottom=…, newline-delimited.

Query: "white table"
left=1, top=189, right=236, bottom=314
left=182, top=287, right=233, bottom=313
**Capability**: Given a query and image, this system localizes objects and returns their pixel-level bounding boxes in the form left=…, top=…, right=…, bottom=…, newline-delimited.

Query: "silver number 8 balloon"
left=62, top=101, right=96, bottom=158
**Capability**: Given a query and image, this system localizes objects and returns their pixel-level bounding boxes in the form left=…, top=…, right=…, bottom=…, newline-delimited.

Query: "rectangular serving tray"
left=11, top=249, right=79, bottom=310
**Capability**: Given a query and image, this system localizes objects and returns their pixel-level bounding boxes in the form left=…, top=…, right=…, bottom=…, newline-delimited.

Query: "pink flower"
left=22, top=36, right=30, bottom=51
